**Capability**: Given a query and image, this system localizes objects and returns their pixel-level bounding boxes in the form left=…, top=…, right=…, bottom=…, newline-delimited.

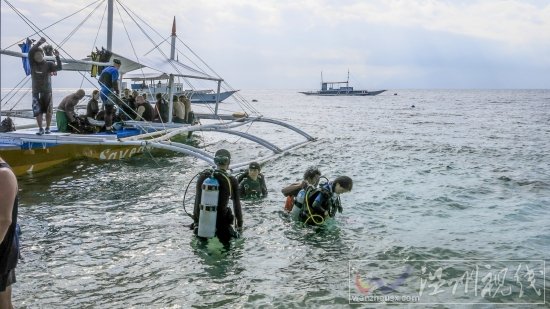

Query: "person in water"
left=297, top=176, right=353, bottom=225
left=56, top=89, right=86, bottom=132
left=98, top=58, right=121, bottom=133
left=238, top=162, right=268, bottom=199
left=29, top=37, right=62, bottom=135
left=0, top=156, right=19, bottom=308
left=192, top=149, right=243, bottom=243
left=282, top=166, right=322, bottom=212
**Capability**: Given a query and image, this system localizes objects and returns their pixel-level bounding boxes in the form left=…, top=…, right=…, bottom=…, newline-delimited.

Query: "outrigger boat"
left=0, top=0, right=315, bottom=176
left=299, top=71, right=386, bottom=96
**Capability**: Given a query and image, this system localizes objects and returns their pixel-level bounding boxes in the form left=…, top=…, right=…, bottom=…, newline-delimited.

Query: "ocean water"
left=8, top=89, right=550, bottom=308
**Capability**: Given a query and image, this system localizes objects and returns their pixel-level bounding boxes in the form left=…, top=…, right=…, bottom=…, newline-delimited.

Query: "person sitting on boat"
left=238, top=162, right=268, bottom=199
left=180, top=95, right=195, bottom=124
left=192, top=149, right=243, bottom=244
left=98, top=58, right=121, bottom=134
left=295, top=176, right=353, bottom=225
left=29, top=37, right=62, bottom=135
left=134, top=95, right=154, bottom=121
left=282, top=166, right=322, bottom=213
left=56, top=89, right=86, bottom=133
left=154, top=93, right=169, bottom=123
left=119, top=88, right=136, bottom=120
left=172, top=95, right=186, bottom=123
left=86, top=89, right=100, bottom=119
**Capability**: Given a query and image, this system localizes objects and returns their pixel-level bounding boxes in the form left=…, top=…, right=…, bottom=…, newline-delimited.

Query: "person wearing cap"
left=192, top=149, right=243, bottom=243
left=56, top=89, right=86, bottom=132
left=29, top=37, right=62, bottom=135
left=238, top=162, right=268, bottom=199
left=98, top=58, right=121, bottom=133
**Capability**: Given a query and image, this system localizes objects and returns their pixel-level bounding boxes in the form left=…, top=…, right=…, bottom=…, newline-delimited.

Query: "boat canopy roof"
left=0, top=49, right=222, bottom=82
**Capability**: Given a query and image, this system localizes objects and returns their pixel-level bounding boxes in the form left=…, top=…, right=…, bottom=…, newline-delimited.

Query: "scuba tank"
left=291, top=188, right=307, bottom=220
left=197, top=176, right=219, bottom=238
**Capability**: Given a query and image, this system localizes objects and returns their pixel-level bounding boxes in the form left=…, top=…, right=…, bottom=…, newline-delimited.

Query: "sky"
left=1, top=0, right=550, bottom=90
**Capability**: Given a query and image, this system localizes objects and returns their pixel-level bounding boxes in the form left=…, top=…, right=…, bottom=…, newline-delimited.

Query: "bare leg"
left=46, top=110, right=52, bottom=129
left=0, top=285, right=13, bottom=309
left=45, top=93, right=53, bottom=130
left=36, top=114, right=43, bottom=129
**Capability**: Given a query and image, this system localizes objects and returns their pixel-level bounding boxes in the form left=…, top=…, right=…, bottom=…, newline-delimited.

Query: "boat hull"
left=0, top=143, right=148, bottom=176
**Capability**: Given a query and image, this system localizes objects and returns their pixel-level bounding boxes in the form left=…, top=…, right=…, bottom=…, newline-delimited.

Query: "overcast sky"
left=1, top=0, right=549, bottom=90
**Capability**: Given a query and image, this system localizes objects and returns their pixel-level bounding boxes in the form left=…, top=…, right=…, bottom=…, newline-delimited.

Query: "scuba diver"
left=281, top=166, right=322, bottom=212
left=238, top=162, right=268, bottom=199
left=294, top=176, right=353, bottom=225
left=192, top=149, right=243, bottom=243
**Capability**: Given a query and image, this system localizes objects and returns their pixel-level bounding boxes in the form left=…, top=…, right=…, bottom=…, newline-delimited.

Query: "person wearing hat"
left=28, top=37, right=62, bottom=135
left=98, top=58, right=122, bottom=133
left=192, top=149, right=243, bottom=243
left=56, top=89, right=86, bottom=132
left=238, top=162, right=268, bottom=199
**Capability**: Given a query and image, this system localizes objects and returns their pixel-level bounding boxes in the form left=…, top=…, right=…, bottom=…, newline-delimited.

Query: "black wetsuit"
left=193, top=169, right=243, bottom=243
left=29, top=42, right=62, bottom=116
left=238, top=173, right=268, bottom=198
left=0, top=162, right=19, bottom=291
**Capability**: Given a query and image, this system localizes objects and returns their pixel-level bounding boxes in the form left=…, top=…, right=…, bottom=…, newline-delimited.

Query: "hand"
left=324, top=211, right=329, bottom=217
left=53, top=49, right=59, bottom=57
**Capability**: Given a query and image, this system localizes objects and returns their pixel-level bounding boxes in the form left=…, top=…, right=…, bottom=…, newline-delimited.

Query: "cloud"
left=2, top=0, right=549, bottom=89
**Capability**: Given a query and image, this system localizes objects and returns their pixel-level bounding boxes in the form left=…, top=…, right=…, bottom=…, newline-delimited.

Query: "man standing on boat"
left=0, top=156, right=19, bottom=308
left=29, top=37, right=62, bottom=135
left=98, top=58, right=121, bottom=133
left=192, top=149, right=243, bottom=244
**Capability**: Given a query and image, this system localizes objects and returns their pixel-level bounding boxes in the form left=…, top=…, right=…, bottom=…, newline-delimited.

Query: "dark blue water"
left=10, top=89, right=550, bottom=307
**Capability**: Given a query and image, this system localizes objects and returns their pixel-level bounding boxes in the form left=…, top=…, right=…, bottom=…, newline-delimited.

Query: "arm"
left=54, top=49, right=62, bottom=71
left=112, top=70, right=120, bottom=94
left=0, top=168, right=17, bottom=241
left=192, top=174, right=205, bottom=224
left=28, top=37, right=46, bottom=66
left=231, top=177, right=243, bottom=228
left=135, top=106, right=145, bottom=121
left=66, top=100, right=77, bottom=122
left=281, top=181, right=304, bottom=196
left=238, top=179, right=246, bottom=197
left=260, top=174, right=268, bottom=197
left=311, top=193, right=328, bottom=216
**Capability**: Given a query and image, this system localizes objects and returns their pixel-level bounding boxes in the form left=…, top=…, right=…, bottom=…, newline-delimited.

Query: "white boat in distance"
left=300, top=71, right=386, bottom=96
left=123, top=72, right=238, bottom=104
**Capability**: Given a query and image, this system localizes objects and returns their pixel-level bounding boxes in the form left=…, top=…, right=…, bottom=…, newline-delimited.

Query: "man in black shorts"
left=0, top=156, right=19, bottom=308
left=29, top=37, right=62, bottom=135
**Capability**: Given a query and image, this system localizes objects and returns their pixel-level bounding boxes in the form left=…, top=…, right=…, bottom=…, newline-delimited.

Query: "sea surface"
left=6, top=89, right=550, bottom=308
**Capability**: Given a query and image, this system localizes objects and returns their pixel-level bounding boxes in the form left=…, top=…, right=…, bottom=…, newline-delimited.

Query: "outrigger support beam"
left=198, top=127, right=283, bottom=153
left=249, top=117, right=315, bottom=141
